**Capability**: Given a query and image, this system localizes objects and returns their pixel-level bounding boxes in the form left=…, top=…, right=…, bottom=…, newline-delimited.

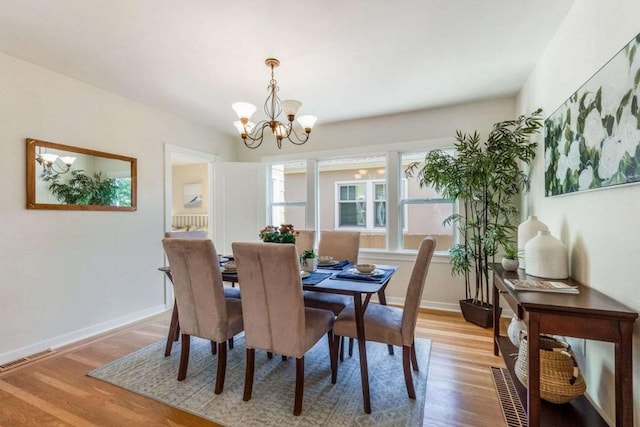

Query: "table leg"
left=616, top=320, right=634, bottom=427
left=353, top=292, right=371, bottom=414
left=377, top=290, right=394, bottom=356
left=527, top=312, right=541, bottom=427
left=165, top=300, right=180, bottom=357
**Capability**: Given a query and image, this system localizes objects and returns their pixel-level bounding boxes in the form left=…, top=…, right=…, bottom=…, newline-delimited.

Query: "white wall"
left=517, top=1, right=640, bottom=424
left=0, top=52, right=236, bottom=364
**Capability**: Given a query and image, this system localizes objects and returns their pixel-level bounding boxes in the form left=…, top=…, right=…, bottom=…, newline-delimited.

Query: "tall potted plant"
left=406, top=109, right=543, bottom=327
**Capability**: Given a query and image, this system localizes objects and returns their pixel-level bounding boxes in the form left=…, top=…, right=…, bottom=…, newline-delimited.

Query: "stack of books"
left=504, top=279, right=579, bottom=294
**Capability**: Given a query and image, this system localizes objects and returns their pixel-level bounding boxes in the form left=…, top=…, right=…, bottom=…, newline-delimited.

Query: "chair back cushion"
left=318, top=230, right=360, bottom=263
left=401, top=237, right=436, bottom=345
left=294, top=229, right=316, bottom=256
left=232, top=242, right=306, bottom=356
left=162, top=238, right=229, bottom=342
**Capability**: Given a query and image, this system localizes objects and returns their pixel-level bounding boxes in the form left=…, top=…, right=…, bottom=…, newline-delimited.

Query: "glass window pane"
left=374, top=201, right=386, bottom=227
left=272, top=205, right=306, bottom=229
left=318, top=156, right=387, bottom=250
left=402, top=203, right=453, bottom=251
left=270, top=161, right=306, bottom=228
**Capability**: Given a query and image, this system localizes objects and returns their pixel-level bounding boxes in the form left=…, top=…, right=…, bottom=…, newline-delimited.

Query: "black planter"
left=459, top=298, right=502, bottom=328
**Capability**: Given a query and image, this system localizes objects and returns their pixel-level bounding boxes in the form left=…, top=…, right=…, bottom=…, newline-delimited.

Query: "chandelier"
left=232, top=58, right=317, bottom=149
left=35, top=148, right=76, bottom=176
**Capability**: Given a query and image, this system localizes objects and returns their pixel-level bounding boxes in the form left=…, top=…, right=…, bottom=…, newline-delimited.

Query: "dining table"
left=159, top=260, right=398, bottom=414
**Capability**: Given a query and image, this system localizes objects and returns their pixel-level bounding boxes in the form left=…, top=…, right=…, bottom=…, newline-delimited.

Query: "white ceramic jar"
left=517, top=215, right=548, bottom=269
left=524, top=230, right=568, bottom=279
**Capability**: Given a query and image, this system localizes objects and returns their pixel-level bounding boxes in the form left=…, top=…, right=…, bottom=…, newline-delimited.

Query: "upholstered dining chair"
left=294, top=229, right=315, bottom=256
left=162, top=238, right=244, bottom=394
left=333, top=236, right=436, bottom=399
left=304, top=230, right=361, bottom=357
left=317, top=230, right=360, bottom=263
left=232, top=242, right=337, bottom=416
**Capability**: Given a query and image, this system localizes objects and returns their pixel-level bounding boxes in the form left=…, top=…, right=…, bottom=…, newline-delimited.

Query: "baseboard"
left=0, top=304, right=166, bottom=365
left=384, top=296, right=515, bottom=318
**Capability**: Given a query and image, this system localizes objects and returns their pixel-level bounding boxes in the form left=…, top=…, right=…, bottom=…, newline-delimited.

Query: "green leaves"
left=41, top=169, right=120, bottom=205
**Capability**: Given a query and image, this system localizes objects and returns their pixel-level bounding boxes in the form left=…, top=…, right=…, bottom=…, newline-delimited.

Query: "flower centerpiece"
left=259, top=224, right=298, bottom=243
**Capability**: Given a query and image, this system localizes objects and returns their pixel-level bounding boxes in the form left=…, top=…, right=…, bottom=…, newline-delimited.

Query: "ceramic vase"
left=301, top=257, right=317, bottom=273
left=524, top=230, right=568, bottom=279
left=507, top=316, right=527, bottom=347
left=517, top=215, right=548, bottom=269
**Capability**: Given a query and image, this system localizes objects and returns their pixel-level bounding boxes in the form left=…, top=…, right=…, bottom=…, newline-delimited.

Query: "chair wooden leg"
left=329, top=331, right=338, bottom=384
left=387, top=344, right=395, bottom=356
left=410, top=341, right=419, bottom=371
left=402, top=345, right=416, bottom=399
left=177, top=334, right=190, bottom=381
left=215, top=341, right=227, bottom=394
left=243, top=348, right=255, bottom=401
left=267, top=352, right=273, bottom=359
left=165, top=302, right=180, bottom=356
left=228, top=337, right=234, bottom=350
left=294, top=357, right=304, bottom=416
left=348, top=337, right=354, bottom=357
left=339, top=336, right=345, bottom=361
left=211, top=341, right=217, bottom=355
left=282, top=355, right=288, bottom=361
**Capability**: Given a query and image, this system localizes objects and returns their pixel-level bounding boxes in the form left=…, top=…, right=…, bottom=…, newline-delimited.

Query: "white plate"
left=300, top=271, right=311, bottom=278
left=346, top=268, right=384, bottom=276
left=318, top=260, right=339, bottom=267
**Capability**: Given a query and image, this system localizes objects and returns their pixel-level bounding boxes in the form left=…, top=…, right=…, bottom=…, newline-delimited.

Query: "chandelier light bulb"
left=280, top=99, right=302, bottom=120
left=59, top=156, right=76, bottom=166
left=41, top=153, right=59, bottom=164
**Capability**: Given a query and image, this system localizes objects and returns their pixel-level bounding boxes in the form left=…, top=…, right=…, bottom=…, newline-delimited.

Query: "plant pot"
left=501, top=257, right=519, bottom=271
left=459, top=299, right=502, bottom=328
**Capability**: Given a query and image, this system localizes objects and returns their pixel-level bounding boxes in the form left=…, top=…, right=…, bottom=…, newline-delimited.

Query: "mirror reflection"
left=27, top=138, right=137, bottom=211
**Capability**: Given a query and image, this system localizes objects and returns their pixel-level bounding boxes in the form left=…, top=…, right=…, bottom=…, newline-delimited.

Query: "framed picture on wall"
left=544, top=33, right=640, bottom=196
left=183, top=182, right=202, bottom=208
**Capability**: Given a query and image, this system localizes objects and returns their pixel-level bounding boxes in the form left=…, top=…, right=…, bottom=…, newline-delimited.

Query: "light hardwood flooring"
left=0, top=310, right=507, bottom=426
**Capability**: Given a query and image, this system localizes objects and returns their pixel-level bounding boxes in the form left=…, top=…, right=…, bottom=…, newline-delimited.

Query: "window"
left=269, top=161, right=307, bottom=227
left=318, top=156, right=387, bottom=250
left=336, top=181, right=386, bottom=229
left=266, top=146, right=455, bottom=253
left=400, top=151, right=454, bottom=251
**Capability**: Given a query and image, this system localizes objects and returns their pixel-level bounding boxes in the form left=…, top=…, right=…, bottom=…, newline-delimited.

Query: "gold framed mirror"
left=26, top=138, right=137, bottom=211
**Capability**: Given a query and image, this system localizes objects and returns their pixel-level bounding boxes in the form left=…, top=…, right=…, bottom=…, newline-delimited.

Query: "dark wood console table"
left=491, top=264, right=637, bottom=427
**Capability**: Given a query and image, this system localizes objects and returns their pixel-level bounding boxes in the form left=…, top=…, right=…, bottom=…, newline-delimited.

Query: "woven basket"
left=514, top=334, right=586, bottom=404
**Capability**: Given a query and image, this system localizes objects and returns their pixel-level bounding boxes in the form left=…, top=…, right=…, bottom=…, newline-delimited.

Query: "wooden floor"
left=0, top=310, right=507, bottom=426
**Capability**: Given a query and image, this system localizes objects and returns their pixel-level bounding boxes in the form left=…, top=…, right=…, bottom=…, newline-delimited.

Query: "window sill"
left=359, top=248, right=450, bottom=263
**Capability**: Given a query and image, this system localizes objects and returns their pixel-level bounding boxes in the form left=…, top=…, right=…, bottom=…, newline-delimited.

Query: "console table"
left=491, top=264, right=637, bottom=427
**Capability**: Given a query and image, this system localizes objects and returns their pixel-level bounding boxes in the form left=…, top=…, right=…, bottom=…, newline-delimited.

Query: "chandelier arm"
left=285, top=125, right=311, bottom=145
left=242, top=121, right=271, bottom=149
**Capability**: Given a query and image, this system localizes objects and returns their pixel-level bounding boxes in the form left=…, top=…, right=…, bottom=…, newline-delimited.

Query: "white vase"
left=524, top=230, right=568, bottom=279
left=301, top=257, right=317, bottom=273
left=518, top=215, right=548, bottom=269
left=507, top=316, right=527, bottom=347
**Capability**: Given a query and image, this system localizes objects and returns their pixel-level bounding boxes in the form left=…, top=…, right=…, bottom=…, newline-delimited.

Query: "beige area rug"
left=88, top=335, right=431, bottom=426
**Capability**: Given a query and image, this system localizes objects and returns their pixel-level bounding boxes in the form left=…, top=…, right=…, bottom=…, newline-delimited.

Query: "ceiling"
left=0, top=1, right=574, bottom=139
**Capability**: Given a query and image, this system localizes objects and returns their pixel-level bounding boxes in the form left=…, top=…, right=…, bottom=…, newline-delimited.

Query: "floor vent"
left=0, top=349, right=56, bottom=373
left=491, top=366, right=527, bottom=427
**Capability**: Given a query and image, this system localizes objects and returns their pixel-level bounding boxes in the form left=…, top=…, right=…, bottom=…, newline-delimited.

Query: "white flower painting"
left=544, top=33, right=640, bottom=196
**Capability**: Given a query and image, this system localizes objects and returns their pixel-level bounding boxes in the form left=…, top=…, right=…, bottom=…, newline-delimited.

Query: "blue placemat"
left=302, top=272, right=332, bottom=286
left=332, top=268, right=394, bottom=283
left=318, top=260, right=353, bottom=270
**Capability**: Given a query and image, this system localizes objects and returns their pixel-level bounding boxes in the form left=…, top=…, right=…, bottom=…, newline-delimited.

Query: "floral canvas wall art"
left=544, top=33, right=640, bottom=196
